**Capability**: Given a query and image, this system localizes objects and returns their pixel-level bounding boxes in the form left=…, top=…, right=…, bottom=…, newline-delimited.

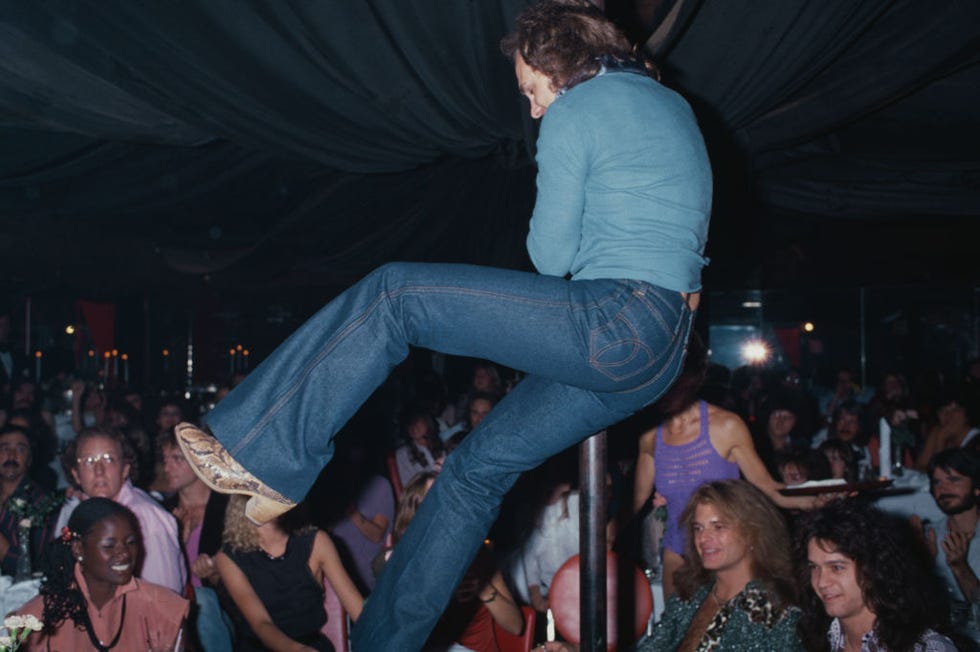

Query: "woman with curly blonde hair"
left=215, top=496, right=362, bottom=651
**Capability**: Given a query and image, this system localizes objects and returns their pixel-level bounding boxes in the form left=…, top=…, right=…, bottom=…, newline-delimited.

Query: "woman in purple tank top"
left=633, top=335, right=818, bottom=597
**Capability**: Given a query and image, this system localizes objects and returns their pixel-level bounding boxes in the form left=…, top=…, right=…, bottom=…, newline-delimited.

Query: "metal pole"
left=579, top=430, right=607, bottom=652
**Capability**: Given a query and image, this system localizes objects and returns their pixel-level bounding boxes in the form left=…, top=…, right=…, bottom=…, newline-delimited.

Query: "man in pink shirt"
left=54, top=427, right=186, bottom=594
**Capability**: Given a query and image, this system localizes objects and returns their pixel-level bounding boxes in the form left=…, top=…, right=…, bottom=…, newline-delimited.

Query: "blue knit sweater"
left=527, top=69, right=712, bottom=293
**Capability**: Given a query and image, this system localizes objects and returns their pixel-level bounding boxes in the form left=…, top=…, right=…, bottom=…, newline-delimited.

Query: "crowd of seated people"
left=0, top=347, right=979, bottom=650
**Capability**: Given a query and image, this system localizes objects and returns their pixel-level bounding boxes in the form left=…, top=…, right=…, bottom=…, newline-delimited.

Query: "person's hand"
left=71, top=380, right=85, bottom=400
left=530, top=594, right=549, bottom=613
left=192, top=553, right=219, bottom=582
left=910, top=515, right=938, bottom=558
left=652, top=492, right=667, bottom=509
left=890, top=409, right=908, bottom=426
left=538, top=642, right=578, bottom=651
left=942, top=529, right=974, bottom=570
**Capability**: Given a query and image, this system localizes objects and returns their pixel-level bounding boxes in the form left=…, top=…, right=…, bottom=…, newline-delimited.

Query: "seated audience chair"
left=548, top=551, right=653, bottom=652
left=494, top=604, right=537, bottom=652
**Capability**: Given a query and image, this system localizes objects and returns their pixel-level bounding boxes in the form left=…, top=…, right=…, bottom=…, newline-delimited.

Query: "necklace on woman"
left=84, top=594, right=126, bottom=652
left=710, top=585, right=728, bottom=608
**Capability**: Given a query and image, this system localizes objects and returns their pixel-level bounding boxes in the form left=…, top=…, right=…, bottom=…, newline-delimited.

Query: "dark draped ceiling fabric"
left=0, top=0, right=978, bottom=298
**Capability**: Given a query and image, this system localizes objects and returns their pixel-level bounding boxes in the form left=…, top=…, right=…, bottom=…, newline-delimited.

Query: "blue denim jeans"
left=193, top=585, right=234, bottom=652
left=205, top=262, right=694, bottom=651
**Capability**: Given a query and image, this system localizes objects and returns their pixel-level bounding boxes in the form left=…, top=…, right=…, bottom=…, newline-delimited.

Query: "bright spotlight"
left=741, top=340, right=770, bottom=365
left=65, top=325, right=75, bottom=335
left=803, top=322, right=815, bottom=333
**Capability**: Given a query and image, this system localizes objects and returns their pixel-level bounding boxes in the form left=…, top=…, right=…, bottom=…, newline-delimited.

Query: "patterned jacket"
left=0, top=477, right=56, bottom=576
left=640, top=580, right=804, bottom=652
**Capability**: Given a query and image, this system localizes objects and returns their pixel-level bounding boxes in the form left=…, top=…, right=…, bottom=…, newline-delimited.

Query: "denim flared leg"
left=206, top=262, right=691, bottom=502
left=352, top=340, right=691, bottom=650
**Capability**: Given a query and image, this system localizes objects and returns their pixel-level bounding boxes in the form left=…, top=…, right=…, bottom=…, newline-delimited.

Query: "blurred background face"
left=0, top=431, right=30, bottom=483
left=768, top=409, right=796, bottom=439
left=106, top=408, right=129, bottom=429
left=468, top=398, right=493, bottom=429
left=834, top=412, right=860, bottom=442
left=72, top=436, right=129, bottom=499
left=11, top=382, right=36, bottom=409
left=156, top=404, right=183, bottom=432
left=160, top=443, right=197, bottom=493
left=824, top=449, right=848, bottom=479
left=407, top=416, right=434, bottom=446
left=883, top=374, right=904, bottom=400
left=472, top=367, right=494, bottom=392
left=938, top=401, right=967, bottom=429
left=779, top=461, right=807, bottom=485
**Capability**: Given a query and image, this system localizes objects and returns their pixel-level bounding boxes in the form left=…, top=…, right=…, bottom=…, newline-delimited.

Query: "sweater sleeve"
left=526, top=102, right=589, bottom=277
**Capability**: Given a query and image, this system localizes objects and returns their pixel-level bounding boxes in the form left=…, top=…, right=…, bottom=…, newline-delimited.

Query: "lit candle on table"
left=879, top=417, right=892, bottom=479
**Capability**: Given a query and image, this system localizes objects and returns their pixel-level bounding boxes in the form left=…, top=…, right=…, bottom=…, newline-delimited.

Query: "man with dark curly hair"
left=797, top=500, right=956, bottom=651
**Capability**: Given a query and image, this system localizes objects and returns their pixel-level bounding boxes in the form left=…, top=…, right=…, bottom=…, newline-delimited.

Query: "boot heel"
left=245, top=495, right=293, bottom=525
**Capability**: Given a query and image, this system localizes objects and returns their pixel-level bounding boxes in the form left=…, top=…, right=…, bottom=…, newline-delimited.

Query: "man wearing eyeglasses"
left=0, top=424, right=54, bottom=576
left=53, top=427, right=186, bottom=594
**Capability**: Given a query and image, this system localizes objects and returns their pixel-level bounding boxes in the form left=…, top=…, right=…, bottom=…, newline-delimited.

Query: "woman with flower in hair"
left=17, top=497, right=188, bottom=651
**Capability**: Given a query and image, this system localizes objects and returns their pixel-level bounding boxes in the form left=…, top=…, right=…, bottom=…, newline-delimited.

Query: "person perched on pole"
left=174, top=1, right=712, bottom=649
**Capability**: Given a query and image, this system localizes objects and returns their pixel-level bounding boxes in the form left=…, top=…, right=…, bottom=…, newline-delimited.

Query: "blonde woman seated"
left=639, top=479, right=803, bottom=652
left=216, top=496, right=363, bottom=652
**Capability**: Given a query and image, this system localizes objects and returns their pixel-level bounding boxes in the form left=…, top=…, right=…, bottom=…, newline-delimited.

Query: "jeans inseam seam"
left=230, top=283, right=594, bottom=456
left=230, top=291, right=390, bottom=456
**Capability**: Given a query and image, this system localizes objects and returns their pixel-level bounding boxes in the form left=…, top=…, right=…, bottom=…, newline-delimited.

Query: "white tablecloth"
left=0, top=576, right=41, bottom=617
left=873, top=469, right=943, bottom=523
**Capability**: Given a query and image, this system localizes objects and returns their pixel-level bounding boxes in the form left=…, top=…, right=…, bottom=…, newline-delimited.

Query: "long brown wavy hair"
left=500, top=0, right=636, bottom=91
left=674, top=480, right=796, bottom=609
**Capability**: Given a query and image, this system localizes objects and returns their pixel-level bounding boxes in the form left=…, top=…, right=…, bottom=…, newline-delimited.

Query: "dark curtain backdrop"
left=0, top=0, right=977, bottom=294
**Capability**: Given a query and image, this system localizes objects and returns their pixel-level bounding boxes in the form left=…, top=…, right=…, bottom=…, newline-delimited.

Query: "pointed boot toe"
left=174, top=422, right=295, bottom=521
